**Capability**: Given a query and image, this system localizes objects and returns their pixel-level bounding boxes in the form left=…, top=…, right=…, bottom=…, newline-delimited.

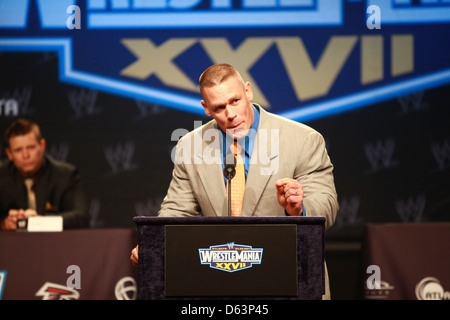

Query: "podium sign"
left=134, top=216, right=325, bottom=300
left=165, top=224, right=297, bottom=297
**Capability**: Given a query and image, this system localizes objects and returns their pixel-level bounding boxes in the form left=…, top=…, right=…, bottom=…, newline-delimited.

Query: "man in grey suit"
left=131, top=63, right=338, bottom=299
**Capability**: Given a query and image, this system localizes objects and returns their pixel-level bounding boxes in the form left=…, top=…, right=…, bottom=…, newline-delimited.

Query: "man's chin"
left=19, top=167, right=38, bottom=177
left=226, top=128, right=248, bottom=140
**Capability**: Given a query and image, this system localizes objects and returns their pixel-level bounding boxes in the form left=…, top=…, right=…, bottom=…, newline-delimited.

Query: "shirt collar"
left=221, top=104, right=260, bottom=156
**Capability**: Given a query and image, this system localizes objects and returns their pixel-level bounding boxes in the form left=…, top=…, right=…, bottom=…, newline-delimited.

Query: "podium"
left=133, top=216, right=325, bottom=300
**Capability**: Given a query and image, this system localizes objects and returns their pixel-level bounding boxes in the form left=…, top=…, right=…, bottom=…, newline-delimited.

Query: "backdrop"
left=1, top=0, right=449, bottom=239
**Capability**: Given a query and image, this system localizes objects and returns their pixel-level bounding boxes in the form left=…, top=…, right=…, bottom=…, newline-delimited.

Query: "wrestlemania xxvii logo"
left=199, top=242, right=263, bottom=273
left=1, top=1, right=449, bottom=122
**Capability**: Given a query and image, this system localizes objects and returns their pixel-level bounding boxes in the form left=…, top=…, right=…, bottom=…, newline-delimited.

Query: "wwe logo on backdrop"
left=134, top=197, right=163, bottom=216
left=104, top=142, right=137, bottom=174
left=134, top=99, right=166, bottom=119
left=46, top=142, right=69, bottom=162
left=0, top=86, right=32, bottom=116
left=67, top=88, right=101, bottom=118
left=397, top=91, right=427, bottom=114
left=37, top=52, right=57, bottom=65
left=395, top=194, right=426, bottom=222
left=335, top=196, right=362, bottom=228
left=364, top=138, right=398, bottom=172
left=431, top=139, right=450, bottom=171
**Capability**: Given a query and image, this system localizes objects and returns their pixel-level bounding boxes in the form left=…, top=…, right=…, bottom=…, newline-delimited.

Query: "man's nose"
left=226, top=106, right=237, bottom=119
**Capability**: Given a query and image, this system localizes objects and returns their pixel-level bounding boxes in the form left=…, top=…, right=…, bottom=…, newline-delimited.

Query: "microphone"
left=223, top=152, right=236, bottom=179
left=223, top=152, right=236, bottom=217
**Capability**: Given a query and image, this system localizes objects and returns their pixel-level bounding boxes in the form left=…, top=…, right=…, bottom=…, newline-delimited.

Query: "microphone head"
left=225, top=152, right=236, bottom=167
left=223, top=153, right=236, bottom=179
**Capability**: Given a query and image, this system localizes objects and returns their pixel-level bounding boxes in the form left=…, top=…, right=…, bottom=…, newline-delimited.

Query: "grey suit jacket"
left=159, top=105, right=338, bottom=230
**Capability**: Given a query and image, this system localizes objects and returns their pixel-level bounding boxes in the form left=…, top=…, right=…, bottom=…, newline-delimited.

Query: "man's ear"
left=201, top=100, right=212, bottom=117
left=245, top=81, right=253, bottom=101
left=40, top=138, right=47, bottom=152
left=5, top=147, right=12, bottom=161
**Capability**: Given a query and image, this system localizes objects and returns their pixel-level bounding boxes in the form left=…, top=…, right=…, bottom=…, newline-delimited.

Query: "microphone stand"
left=227, top=173, right=232, bottom=217
left=223, top=154, right=236, bottom=217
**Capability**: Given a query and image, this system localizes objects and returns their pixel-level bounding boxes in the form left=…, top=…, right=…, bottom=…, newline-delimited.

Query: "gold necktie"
left=24, top=178, right=36, bottom=210
left=227, top=140, right=245, bottom=216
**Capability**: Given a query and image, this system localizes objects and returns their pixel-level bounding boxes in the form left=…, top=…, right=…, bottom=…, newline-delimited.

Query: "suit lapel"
left=242, top=107, right=279, bottom=216
left=197, top=164, right=226, bottom=216
left=194, top=121, right=227, bottom=216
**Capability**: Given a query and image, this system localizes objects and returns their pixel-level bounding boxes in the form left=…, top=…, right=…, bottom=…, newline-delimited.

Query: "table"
left=0, top=229, right=138, bottom=300
left=362, top=223, right=450, bottom=300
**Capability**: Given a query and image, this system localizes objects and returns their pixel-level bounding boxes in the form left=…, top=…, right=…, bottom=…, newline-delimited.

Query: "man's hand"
left=130, top=245, right=139, bottom=266
left=1, top=209, right=41, bottom=231
left=23, top=209, right=39, bottom=218
left=275, top=178, right=304, bottom=216
left=1, top=209, right=26, bottom=231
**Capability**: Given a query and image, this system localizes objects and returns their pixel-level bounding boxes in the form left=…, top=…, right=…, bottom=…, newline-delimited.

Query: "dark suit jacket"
left=0, top=154, right=89, bottom=228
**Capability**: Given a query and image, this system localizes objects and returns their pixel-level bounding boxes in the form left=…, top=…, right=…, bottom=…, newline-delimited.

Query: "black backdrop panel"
left=1, top=51, right=449, bottom=235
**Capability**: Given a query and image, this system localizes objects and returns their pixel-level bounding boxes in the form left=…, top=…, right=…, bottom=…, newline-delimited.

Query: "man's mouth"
left=229, top=122, right=243, bottom=130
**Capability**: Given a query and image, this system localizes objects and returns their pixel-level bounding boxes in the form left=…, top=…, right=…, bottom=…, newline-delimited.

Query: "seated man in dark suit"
left=0, top=118, right=89, bottom=230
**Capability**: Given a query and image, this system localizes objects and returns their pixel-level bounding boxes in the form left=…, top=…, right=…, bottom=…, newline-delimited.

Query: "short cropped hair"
left=5, top=118, right=42, bottom=148
left=199, top=64, right=245, bottom=96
